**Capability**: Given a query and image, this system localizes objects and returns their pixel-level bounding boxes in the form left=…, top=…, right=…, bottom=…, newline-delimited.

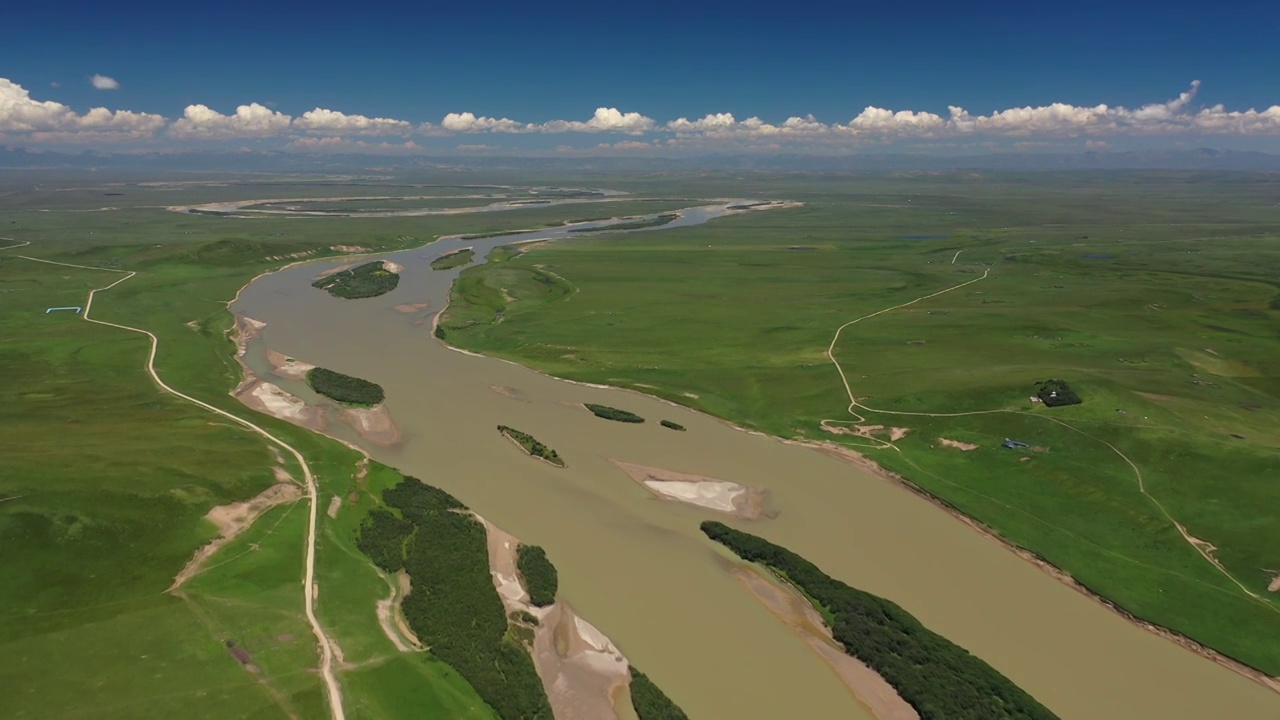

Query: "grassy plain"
left=440, top=172, right=1280, bottom=675
left=0, top=175, right=689, bottom=718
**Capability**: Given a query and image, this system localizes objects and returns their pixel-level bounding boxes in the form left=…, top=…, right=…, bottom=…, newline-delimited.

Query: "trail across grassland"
left=822, top=265, right=1276, bottom=609
left=6, top=244, right=346, bottom=720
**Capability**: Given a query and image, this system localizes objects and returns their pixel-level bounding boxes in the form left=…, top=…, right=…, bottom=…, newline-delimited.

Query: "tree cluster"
left=700, top=521, right=1059, bottom=720
left=312, top=261, right=399, bottom=299
left=627, top=666, right=689, bottom=720
left=356, top=478, right=553, bottom=720
left=516, top=544, right=558, bottom=607
left=584, top=404, right=645, bottom=423
left=307, top=367, right=385, bottom=406
left=659, top=420, right=686, bottom=432
left=1036, top=379, right=1082, bottom=407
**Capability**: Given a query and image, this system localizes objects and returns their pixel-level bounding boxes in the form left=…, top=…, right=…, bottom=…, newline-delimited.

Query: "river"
left=231, top=201, right=1280, bottom=719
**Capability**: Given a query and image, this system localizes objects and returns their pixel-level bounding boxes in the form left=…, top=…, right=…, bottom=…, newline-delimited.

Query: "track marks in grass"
left=823, top=266, right=1278, bottom=612
left=4, top=243, right=347, bottom=720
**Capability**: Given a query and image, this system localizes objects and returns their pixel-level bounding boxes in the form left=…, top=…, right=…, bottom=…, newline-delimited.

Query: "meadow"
left=0, top=174, right=693, bottom=718
left=440, top=171, right=1280, bottom=675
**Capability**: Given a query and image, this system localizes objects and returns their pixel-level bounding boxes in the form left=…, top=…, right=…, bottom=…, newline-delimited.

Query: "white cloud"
left=0, top=78, right=164, bottom=138
left=3, top=76, right=1279, bottom=151
left=442, top=107, right=656, bottom=134
left=294, top=108, right=412, bottom=135
left=840, top=107, right=947, bottom=136
left=170, top=102, right=292, bottom=139
left=536, top=107, right=655, bottom=134
left=441, top=112, right=528, bottom=133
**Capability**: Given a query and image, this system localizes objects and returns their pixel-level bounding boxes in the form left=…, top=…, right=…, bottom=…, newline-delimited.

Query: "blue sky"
left=3, top=0, right=1279, bottom=153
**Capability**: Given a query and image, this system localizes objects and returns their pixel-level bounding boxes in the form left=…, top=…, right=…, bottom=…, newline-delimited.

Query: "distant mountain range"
left=3, top=146, right=1280, bottom=173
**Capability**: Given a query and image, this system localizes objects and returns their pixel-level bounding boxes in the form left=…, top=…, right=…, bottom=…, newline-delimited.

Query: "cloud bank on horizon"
left=2, top=77, right=1278, bottom=153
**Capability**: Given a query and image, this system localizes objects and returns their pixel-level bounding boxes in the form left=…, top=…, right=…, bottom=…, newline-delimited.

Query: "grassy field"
left=0, top=175, right=694, bottom=718
left=440, top=171, right=1280, bottom=675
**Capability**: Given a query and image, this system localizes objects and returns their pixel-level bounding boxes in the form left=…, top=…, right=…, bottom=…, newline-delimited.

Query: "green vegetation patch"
left=1036, top=379, right=1081, bottom=407
left=312, top=261, right=399, bottom=299
left=627, top=666, right=689, bottom=720
left=497, top=425, right=564, bottom=467
left=357, top=478, right=552, bottom=720
left=307, top=367, right=385, bottom=406
left=584, top=403, right=645, bottom=423
left=515, top=544, right=558, bottom=607
left=701, top=521, right=1058, bottom=720
left=431, top=248, right=476, bottom=271
left=569, top=213, right=678, bottom=233
left=659, top=420, right=686, bottom=431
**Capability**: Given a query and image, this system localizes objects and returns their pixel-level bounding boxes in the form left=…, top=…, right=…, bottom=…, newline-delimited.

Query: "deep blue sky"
left=5, top=0, right=1279, bottom=124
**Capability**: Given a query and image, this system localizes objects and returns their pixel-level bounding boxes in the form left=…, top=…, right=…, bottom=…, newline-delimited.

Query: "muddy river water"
left=232, top=202, right=1280, bottom=719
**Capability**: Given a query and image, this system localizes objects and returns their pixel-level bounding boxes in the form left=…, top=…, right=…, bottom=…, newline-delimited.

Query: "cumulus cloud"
left=442, top=107, right=656, bottom=134
left=0, top=78, right=164, bottom=139
left=3, top=76, right=1279, bottom=151
left=539, top=107, right=656, bottom=134
left=441, top=112, right=528, bottom=133
left=170, top=102, right=292, bottom=139
left=667, top=113, right=830, bottom=138
left=294, top=108, right=412, bottom=135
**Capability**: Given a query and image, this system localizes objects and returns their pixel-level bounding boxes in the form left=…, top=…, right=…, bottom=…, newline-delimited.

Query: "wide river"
left=232, top=202, right=1280, bottom=719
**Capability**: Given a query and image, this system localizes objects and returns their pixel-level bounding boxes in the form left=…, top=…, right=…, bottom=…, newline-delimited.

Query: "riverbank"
left=480, top=518, right=636, bottom=720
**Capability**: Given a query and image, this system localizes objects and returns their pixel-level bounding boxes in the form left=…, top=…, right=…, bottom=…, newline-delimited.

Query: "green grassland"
left=1, top=177, right=697, bottom=718
left=439, top=172, right=1280, bottom=675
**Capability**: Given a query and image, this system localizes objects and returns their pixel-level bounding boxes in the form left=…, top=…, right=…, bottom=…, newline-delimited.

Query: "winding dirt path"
left=6, top=245, right=346, bottom=720
left=822, top=267, right=1277, bottom=612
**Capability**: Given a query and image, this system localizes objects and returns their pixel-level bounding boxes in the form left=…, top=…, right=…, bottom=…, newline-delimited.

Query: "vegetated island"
left=659, top=420, right=686, bottom=431
left=312, top=260, right=400, bottom=299
left=357, top=478, right=553, bottom=719
left=497, top=425, right=565, bottom=467
left=431, top=248, right=475, bottom=271
left=516, top=544, right=558, bottom=607
left=584, top=403, right=645, bottom=423
left=569, top=213, right=678, bottom=233
left=307, top=367, right=385, bottom=406
left=701, top=521, right=1058, bottom=720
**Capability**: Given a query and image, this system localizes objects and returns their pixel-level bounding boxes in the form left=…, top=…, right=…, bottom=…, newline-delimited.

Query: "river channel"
left=231, top=201, right=1280, bottom=719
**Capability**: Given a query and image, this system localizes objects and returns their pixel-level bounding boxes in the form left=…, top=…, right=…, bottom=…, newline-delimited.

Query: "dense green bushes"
left=659, top=420, right=686, bottom=431
left=701, top=521, right=1058, bottom=720
left=431, top=248, right=475, bottom=271
left=628, top=666, right=688, bottom=720
left=498, top=425, right=564, bottom=466
left=312, top=261, right=399, bottom=298
left=584, top=404, right=645, bottom=423
left=307, top=367, right=385, bottom=406
left=516, top=545, right=558, bottom=607
left=1036, top=379, right=1081, bottom=407
left=357, top=478, right=553, bottom=720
